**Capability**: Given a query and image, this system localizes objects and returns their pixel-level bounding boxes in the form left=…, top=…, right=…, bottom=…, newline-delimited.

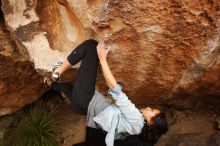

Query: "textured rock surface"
left=155, top=108, right=220, bottom=146
left=89, top=0, right=220, bottom=105
left=0, top=2, right=45, bottom=116
left=0, top=0, right=220, bottom=115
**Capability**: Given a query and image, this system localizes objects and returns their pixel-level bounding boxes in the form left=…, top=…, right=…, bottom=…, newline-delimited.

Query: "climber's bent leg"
left=69, top=39, right=99, bottom=115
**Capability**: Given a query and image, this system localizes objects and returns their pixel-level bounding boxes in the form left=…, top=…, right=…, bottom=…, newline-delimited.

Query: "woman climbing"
left=44, top=39, right=168, bottom=146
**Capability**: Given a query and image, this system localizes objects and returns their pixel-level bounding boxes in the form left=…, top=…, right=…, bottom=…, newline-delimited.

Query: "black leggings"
left=51, top=39, right=99, bottom=115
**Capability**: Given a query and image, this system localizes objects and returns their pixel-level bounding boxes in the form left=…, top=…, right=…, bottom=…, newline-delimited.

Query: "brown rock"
left=92, top=0, right=220, bottom=107
left=156, top=109, right=219, bottom=146
left=0, top=54, right=46, bottom=116
left=0, top=0, right=220, bottom=114
left=0, top=2, right=45, bottom=115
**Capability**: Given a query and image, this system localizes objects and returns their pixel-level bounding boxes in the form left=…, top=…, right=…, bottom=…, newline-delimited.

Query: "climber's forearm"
left=100, top=59, right=117, bottom=89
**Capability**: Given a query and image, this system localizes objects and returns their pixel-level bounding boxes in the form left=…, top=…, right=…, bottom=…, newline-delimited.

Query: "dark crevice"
left=199, top=11, right=215, bottom=27
left=0, top=0, right=6, bottom=29
left=0, top=0, right=13, bottom=15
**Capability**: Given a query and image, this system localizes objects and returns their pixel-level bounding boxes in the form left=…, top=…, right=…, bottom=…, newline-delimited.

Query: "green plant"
left=3, top=103, right=63, bottom=146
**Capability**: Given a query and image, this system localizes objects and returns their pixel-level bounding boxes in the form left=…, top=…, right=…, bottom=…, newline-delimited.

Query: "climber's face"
left=140, top=107, right=160, bottom=125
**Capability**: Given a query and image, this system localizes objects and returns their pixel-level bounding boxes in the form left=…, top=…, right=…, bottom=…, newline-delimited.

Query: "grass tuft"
left=3, top=103, right=63, bottom=146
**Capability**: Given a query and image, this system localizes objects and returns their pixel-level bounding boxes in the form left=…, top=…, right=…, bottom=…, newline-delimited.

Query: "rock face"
left=0, top=0, right=220, bottom=115
left=0, top=2, right=45, bottom=116
left=156, top=108, right=220, bottom=146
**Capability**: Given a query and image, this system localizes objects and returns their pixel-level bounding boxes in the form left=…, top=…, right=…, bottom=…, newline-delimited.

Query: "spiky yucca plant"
left=4, top=103, right=63, bottom=146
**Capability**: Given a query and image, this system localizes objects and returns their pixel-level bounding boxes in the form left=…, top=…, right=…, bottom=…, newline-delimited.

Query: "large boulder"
left=0, top=0, right=220, bottom=115
left=0, top=3, right=45, bottom=115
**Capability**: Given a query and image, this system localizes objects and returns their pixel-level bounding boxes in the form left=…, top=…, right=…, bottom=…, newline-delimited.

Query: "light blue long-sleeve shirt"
left=93, top=84, right=145, bottom=146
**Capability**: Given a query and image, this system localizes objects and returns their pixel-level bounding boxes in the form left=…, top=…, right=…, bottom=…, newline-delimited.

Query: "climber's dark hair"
left=140, top=112, right=168, bottom=144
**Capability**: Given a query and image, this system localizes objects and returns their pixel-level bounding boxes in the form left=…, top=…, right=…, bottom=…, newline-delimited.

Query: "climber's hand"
left=97, top=42, right=110, bottom=61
